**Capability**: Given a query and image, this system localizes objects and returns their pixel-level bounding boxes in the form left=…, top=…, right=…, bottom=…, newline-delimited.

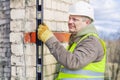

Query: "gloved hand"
left=37, top=23, right=54, bottom=43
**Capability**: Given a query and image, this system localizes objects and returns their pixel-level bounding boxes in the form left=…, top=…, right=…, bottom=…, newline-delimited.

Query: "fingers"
left=41, top=22, right=47, bottom=26
left=38, top=23, right=49, bottom=30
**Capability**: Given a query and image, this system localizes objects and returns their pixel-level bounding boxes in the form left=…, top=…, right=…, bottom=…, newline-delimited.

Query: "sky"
left=90, top=0, right=120, bottom=40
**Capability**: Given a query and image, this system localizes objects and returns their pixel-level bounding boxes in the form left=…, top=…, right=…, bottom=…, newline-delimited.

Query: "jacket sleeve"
left=45, top=36, right=104, bottom=70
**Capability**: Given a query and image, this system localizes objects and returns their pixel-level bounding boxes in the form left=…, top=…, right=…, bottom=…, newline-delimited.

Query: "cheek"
left=75, top=23, right=82, bottom=31
left=75, top=23, right=80, bottom=28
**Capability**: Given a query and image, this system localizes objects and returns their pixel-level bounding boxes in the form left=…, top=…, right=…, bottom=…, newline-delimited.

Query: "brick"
left=43, top=21, right=57, bottom=31
left=1, top=1, right=10, bottom=10
left=26, top=67, right=36, bottom=77
left=0, top=78, right=8, bottom=80
left=53, top=11, right=68, bottom=22
left=24, top=32, right=36, bottom=43
left=11, top=55, right=24, bottom=66
left=56, top=22, right=68, bottom=32
left=0, top=19, right=9, bottom=25
left=43, top=55, right=57, bottom=65
left=11, top=44, right=23, bottom=55
left=11, top=77, right=17, bottom=80
left=50, top=21, right=57, bottom=31
left=10, top=20, right=24, bottom=32
left=61, top=0, right=72, bottom=4
left=54, top=32, right=71, bottom=42
left=51, top=64, right=57, bottom=74
left=24, top=32, right=71, bottom=43
left=54, top=11, right=61, bottom=21
left=25, top=55, right=36, bottom=66
left=44, top=75, right=55, bottom=80
left=4, top=72, right=11, bottom=77
left=11, top=9, right=25, bottom=19
left=62, top=13, right=69, bottom=22
left=61, top=2, right=69, bottom=12
left=56, top=1, right=61, bottom=11
left=24, top=20, right=36, bottom=32
left=25, top=6, right=36, bottom=19
left=24, top=33, right=31, bottom=43
left=26, top=77, right=36, bottom=80
left=26, top=0, right=36, bottom=6
left=71, top=0, right=80, bottom=3
left=10, top=32, right=23, bottom=43
left=16, top=67, right=25, bottom=77
left=26, top=78, right=36, bottom=80
left=43, top=44, right=50, bottom=55
left=44, top=9, right=53, bottom=20
left=44, top=65, right=52, bottom=76
left=11, top=66, right=16, bottom=77
left=4, top=67, right=11, bottom=73
left=30, top=32, right=36, bottom=43
left=14, top=77, right=27, bottom=80
left=51, top=0, right=57, bottom=10
left=24, top=44, right=36, bottom=56
left=45, top=0, right=52, bottom=8
left=10, top=0, right=25, bottom=8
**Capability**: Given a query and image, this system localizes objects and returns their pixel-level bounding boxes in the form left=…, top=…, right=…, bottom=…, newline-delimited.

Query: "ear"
left=86, top=20, right=91, bottom=24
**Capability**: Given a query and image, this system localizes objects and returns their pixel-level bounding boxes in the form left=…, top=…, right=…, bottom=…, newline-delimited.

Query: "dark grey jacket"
left=45, top=24, right=104, bottom=70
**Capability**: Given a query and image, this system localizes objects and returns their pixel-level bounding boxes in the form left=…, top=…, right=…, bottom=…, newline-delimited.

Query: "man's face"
left=68, top=15, right=86, bottom=34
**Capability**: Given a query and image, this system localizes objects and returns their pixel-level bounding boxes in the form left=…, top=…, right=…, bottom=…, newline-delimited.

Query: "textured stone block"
left=25, top=7, right=36, bottom=19
left=43, top=55, right=57, bottom=65
left=26, top=0, right=36, bottom=6
left=26, top=67, right=36, bottom=77
left=11, top=55, right=24, bottom=66
left=25, top=55, right=36, bottom=66
left=10, top=20, right=24, bottom=32
left=24, top=20, right=36, bottom=32
left=10, top=32, right=23, bottom=43
left=24, top=44, right=36, bottom=56
left=11, top=44, right=23, bottom=55
left=44, top=65, right=52, bottom=75
left=10, top=0, right=25, bottom=8
left=11, top=9, right=25, bottom=19
left=44, top=0, right=52, bottom=8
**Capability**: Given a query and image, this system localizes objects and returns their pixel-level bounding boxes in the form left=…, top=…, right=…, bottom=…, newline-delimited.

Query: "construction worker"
left=38, top=1, right=106, bottom=80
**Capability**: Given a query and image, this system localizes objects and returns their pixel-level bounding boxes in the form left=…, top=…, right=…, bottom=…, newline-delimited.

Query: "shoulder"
left=76, top=36, right=104, bottom=61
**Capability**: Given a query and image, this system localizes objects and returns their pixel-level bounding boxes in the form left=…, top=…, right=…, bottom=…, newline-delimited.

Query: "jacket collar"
left=69, top=24, right=98, bottom=44
left=75, top=23, right=98, bottom=37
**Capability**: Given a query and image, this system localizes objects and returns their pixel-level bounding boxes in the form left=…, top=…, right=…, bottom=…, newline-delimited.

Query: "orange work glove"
left=37, top=23, right=54, bottom=43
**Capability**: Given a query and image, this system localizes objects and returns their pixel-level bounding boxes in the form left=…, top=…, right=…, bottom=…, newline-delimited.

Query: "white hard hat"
left=69, top=1, right=94, bottom=21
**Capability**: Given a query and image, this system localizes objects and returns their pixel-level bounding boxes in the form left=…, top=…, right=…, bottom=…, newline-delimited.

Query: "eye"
left=73, top=18, right=79, bottom=21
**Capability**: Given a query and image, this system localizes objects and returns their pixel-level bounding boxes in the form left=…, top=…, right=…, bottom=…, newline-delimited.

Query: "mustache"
left=68, top=23, right=73, bottom=26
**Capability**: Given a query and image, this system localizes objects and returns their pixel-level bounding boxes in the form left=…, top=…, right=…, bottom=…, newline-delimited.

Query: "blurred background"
left=90, top=0, right=120, bottom=80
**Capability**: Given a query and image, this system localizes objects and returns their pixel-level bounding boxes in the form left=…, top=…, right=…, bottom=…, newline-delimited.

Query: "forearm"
left=45, top=37, right=70, bottom=67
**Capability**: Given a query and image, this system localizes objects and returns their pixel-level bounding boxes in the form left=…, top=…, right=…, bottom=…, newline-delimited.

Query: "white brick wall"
left=10, top=0, right=37, bottom=79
